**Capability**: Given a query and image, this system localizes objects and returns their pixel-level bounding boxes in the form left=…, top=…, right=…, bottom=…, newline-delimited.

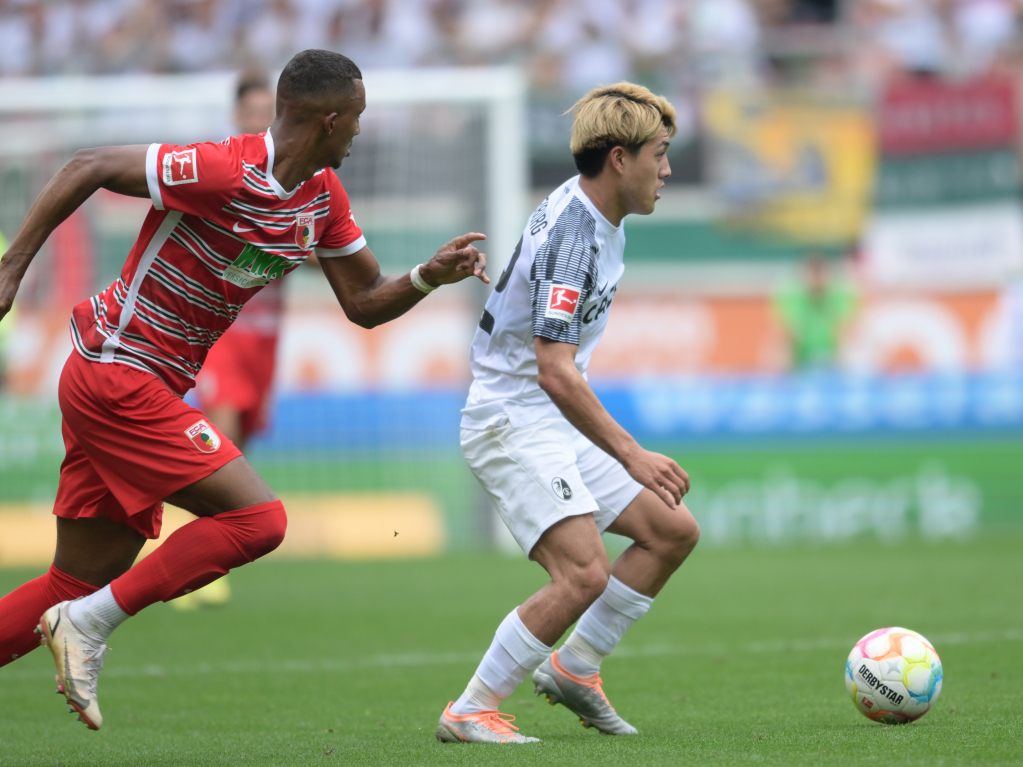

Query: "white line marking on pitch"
left=3, top=629, right=1019, bottom=682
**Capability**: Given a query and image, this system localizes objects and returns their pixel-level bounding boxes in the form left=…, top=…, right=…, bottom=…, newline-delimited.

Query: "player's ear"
left=608, top=146, right=627, bottom=175
left=323, top=112, right=338, bottom=136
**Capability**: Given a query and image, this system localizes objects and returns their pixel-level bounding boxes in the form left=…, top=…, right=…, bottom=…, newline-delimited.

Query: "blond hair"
left=568, top=82, right=677, bottom=177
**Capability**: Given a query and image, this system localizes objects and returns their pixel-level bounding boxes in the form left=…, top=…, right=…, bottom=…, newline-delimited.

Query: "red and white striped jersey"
left=230, top=278, right=283, bottom=336
left=70, top=131, right=365, bottom=395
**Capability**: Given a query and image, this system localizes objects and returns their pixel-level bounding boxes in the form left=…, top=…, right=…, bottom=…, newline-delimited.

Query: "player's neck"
left=577, top=175, right=625, bottom=227
left=266, top=128, right=321, bottom=193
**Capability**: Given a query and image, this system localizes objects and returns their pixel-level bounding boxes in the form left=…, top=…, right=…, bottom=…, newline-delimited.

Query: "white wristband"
left=410, top=264, right=437, bottom=294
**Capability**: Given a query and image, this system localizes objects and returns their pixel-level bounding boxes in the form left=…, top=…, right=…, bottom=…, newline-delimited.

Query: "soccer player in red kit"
left=0, top=50, right=488, bottom=730
left=196, top=71, right=281, bottom=452
left=179, top=72, right=277, bottom=611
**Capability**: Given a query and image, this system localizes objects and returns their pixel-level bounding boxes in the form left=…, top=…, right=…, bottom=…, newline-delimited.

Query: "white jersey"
left=461, top=175, right=625, bottom=429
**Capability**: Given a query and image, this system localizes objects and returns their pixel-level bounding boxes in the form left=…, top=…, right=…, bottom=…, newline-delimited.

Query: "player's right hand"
left=623, top=449, right=690, bottom=510
left=421, top=232, right=489, bottom=286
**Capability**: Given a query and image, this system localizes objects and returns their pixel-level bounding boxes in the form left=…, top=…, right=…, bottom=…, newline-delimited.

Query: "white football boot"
left=37, top=601, right=107, bottom=730
left=533, top=650, right=638, bottom=735
left=435, top=702, right=540, bottom=743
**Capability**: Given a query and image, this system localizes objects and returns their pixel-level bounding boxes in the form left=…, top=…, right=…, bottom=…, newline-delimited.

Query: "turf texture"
left=0, top=534, right=1020, bottom=766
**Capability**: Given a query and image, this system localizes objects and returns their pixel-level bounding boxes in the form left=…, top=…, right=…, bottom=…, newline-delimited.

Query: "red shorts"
left=54, top=352, right=242, bottom=539
left=195, top=327, right=278, bottom=440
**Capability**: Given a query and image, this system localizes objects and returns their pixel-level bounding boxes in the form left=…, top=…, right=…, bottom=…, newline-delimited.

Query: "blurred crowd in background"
left=1, top=0, right=1023, bottom=91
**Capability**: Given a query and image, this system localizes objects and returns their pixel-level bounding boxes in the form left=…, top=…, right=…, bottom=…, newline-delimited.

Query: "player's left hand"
left=421, top=233, right=489, bottom=286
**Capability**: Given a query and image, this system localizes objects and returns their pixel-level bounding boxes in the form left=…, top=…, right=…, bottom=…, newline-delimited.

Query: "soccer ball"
left=845, top=627, right=942, bottom=724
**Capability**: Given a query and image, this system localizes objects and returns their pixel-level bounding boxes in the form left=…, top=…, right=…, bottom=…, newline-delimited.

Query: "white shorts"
left=461, top=417, right=643, bottom=556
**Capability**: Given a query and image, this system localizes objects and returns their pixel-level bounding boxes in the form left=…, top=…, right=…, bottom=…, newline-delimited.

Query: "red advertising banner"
left=878, top=76, right=1017, bottom=156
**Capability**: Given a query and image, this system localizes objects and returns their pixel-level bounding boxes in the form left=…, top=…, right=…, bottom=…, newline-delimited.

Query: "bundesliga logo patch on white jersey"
left=545, top=284, right=581, bottom=322
left=163, top=148, right=198, bottom=185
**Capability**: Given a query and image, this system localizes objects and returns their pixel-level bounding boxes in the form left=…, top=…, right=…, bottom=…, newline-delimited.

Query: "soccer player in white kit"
left=436, top=83, right=699, bottom=744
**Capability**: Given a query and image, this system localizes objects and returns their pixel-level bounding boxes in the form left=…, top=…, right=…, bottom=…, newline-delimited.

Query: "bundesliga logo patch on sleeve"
left=185, top=419, right=221, bottom=453
left=163, top=148, right=198, bottom=185
left=545, top=284, right=581, bottom=322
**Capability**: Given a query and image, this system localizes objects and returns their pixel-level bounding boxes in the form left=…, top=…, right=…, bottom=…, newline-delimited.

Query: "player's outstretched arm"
left=535, top=336, right=690, bottom=510
left=0, top=145, right=150, bottom=323
left=319, top=232, right=488, bottom=328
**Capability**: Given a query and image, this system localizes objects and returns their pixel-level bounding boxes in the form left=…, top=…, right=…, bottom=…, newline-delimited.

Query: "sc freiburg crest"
left=295, top=214, right=315, bottom=250
left=551, top=477, right=573, bottom=501
left=185, top=419, right=221, bottom=453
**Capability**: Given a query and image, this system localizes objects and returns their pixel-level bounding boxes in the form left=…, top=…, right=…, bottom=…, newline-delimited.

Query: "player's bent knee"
left=647, top=508, right=699, bottom=565
left=220, top=500, right=288, bottom=562
left=250, top=503, right=287, bottom=559
left=666, top=512, right=700, bottom=560
left=570, top=559, right=612, bottom=604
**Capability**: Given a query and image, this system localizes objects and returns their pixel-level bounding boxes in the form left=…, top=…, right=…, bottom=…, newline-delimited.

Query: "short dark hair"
left=236, top=70, right=270, bottom=104
left=573, top=142, right=643, bottom=178
left=277, top=50, right=363, bottom=103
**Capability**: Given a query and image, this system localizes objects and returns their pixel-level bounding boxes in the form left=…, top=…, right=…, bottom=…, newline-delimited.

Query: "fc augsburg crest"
left=184, top=419, right=221, bottom=453
left=295, top=214, right=315, bottom=249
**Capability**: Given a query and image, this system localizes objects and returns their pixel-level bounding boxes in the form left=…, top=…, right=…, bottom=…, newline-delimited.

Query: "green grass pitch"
left=0, top=535, right=1020, bottom=766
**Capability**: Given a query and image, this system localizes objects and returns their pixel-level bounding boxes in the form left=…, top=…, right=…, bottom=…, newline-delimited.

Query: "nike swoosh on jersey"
left=233, top=222, right=256, bottom=233
left=597, top=281, right=608, bottom=296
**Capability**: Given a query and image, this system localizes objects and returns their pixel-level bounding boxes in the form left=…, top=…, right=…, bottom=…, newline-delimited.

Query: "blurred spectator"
left=38, top=0, right=126, bottom=74
left=773, top=253, right=858, bottom=371
left=624, top=0, right=685, bottom=63
left=337, top=0, right=447, bottom=69
left=165, top=0, right=232, bottom=71
left=535, top=0, right=631, bottom=93
left=242, top=0, right=299, bottom=70
left=292, top=0, right=339, bottom=51
left=951, top=0, right=1022, bottom=75
left=687, top=0, right=762, bottom=84
left=233, top=68, right=276, bottom=133
left=455, top=0, right=536, bottom=64
left=0, top=0, right=36, bottom=76
left=6, top=0, right=1020, bottom=98
left=857, top=0, right=951, bottom=78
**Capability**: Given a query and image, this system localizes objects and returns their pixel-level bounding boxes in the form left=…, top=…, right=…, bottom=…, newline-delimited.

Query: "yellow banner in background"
left=0, top=494, right=445, bottom=569
left=703, top=89, right=875, bottom=244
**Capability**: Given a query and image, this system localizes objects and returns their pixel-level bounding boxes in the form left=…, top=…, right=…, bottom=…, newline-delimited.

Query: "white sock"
left=67, top=585, right=130, bottom=644
left=558, top=632, right=604, bottom=677
left=559, top=576, right=653, bottom=677
left=450, top=607, right=551, bottom=715
left=453, top=673, right=502, bottom=714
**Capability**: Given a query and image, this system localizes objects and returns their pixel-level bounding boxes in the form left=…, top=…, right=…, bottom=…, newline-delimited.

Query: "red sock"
left=0, top=565, right=98, bottom=668
left=110, top=500, right=287, bottom=615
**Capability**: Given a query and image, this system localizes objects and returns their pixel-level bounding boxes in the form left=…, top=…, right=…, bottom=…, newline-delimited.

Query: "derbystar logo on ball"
left=545, top=284, right=581, bottom=322
left=163, top=148, right=198, bottom=185
left=185, top=419, right=221, bottom=453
